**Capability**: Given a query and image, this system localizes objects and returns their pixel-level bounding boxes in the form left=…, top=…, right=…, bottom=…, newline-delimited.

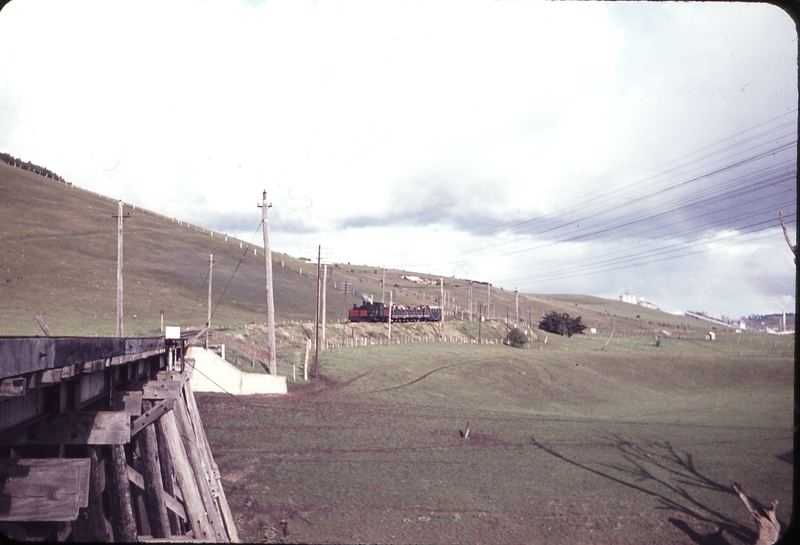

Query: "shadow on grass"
left=530, top=434, right=782, bottom=545
left=775, top=449, right=793, bottom=466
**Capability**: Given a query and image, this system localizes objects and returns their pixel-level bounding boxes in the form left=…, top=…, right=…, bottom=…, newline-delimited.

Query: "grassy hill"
left=0, top=162, right=732, bottom=342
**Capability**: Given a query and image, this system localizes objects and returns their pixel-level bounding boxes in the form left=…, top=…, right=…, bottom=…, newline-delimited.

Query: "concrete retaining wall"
left=187, top=347, right=287, bottom=395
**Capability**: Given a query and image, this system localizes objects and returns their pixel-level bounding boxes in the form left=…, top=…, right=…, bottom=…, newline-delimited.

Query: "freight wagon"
left=348, top=301, right=441, bottom=322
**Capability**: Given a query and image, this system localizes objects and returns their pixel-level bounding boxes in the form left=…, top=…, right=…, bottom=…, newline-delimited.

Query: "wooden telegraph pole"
left=112, top=201, right=130, bottom=337
left=314, top=245, right=321, bottom=378
left=259, top=191, right=277, bottom=375
left=206, top=254, right=213, bottom=349
left=515, top=288, right=519, bottom=324
left=388, top=289, right=393, bottom=342
left=468, top=281, right=473, bottom=322
left=479, top=303, right=482, bottom=344
left=440, top=277, right=444, bottom=340
left=321, top=264, right=328, bottom=350
left=341, top=281, right=353, bottom=344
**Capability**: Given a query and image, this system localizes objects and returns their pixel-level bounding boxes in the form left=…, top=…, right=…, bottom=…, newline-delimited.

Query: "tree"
left=505, top=327, right=527, bottom=348
left=538, top=311, right=586, bottom=337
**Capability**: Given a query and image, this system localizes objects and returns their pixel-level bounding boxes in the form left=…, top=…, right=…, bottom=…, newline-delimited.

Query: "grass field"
left=196, top=333, right=793, bottom=544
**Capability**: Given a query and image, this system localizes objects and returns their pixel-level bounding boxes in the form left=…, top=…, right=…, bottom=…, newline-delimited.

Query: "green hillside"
left=1, top=162, right=713, bottom=340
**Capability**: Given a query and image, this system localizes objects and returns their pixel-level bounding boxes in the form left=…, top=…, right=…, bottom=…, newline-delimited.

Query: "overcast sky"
left=0, top=0, right=796, bottom=319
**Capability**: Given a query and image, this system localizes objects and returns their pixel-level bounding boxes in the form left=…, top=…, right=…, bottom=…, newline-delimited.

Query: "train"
left=348, top=301, right=442, bottom=323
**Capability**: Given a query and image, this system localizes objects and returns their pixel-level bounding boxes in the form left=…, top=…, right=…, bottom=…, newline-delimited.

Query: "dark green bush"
left=538, top=311, right=587, bottom=337
left=505, top=327, right=527, bottom=348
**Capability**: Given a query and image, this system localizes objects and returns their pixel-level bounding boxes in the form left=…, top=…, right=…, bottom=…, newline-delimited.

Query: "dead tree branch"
left=731, top=481, right=781, bottom=545
left=779, top=211, right=796, bottom=264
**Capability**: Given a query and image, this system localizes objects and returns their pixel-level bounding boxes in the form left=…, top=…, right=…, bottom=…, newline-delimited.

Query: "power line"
left=210, top=220, right=264, bottom=320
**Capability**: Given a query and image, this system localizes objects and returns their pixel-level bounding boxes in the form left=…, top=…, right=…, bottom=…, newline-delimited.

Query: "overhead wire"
left=210, top=220, right=265, bottom=320
left=452, top=110, right=797, bottom=243
left=423, top=111, right=797, bottom=288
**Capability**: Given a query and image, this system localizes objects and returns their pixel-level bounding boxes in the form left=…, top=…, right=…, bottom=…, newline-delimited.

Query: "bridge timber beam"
left=0, top=336, right=238, bottom=543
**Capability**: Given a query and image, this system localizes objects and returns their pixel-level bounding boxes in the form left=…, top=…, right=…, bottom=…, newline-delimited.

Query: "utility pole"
left=515, top=288, right=519, bottom=324
left=259, top=191, right=277, bottom=375
left=321, top=264, right=328, bottom=350
left=112, top=201, right=130, bottom=337
left=381, top=267, right=386, bottom=303
left=388, top=289, right=393, bottom=342
left=341, top=282, right=353, bottom=342
left=341, top=282, right=353, bottom=319
left=468, top=281, right=473, bottom=322
left=206, top=254, right=213, bottom=349
left=478, top=303, right=482, bottom=344
left=314, top=245, right=321, bottom=378
left=487, top=283, right=491, bottom=321
left=440, top=277, right=444, bottom=340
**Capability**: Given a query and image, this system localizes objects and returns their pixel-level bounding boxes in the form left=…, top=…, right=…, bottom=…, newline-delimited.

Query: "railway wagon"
left=348, top=301, right=441, bottom=322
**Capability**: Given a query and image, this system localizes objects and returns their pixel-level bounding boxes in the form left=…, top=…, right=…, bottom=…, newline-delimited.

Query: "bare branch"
left=732, top=481, right=781, bottom=545
left=779, top=211, right=796, bottom=264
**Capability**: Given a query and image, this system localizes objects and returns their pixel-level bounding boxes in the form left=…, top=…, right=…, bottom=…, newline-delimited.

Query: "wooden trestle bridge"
left=0, top=335, right=239, bottom=542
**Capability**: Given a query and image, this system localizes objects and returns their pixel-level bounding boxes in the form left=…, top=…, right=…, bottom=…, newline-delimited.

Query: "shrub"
left=505, top=327, right=527, bottom=348
left=538, top=311, right=587, bottom=337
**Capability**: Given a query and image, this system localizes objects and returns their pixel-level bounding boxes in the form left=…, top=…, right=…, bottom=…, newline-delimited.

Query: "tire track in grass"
left=361, top=356, right=509, bottom=394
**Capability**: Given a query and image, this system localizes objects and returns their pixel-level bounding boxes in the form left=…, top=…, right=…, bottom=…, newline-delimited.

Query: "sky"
left=0, top=0, right=796, bottom=319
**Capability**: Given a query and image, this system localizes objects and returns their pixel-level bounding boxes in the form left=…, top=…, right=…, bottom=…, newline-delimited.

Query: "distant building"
left=401, top=275, right=438, bottom=285
left=620, top=287, right=636, bottom=304
left=637, top=299, right=658, bottom=310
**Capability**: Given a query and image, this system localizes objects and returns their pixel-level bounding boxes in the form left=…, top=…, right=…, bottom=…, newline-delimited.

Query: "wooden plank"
left=162, top=493, right=187, bottom=522
left=60, top=364, right=77, bottom=380
left=0, top=377, right=27, bottom=397
left=34, top=313, right=54, bottom=336
left=27, top=371, right=41, bottom=389
left=156, top=370, right=189, bottom=384
left=81, top=358, right=108, bottom=373
left=41, top=368, right=63, bottom=384
left=0, top=337, right=55, bottom=379
left=0, top=392, right=46, bottom=437
left=143, top=380, right=183, bottom=400
left=131, top=398, right=175, bottom=437
left=109, top=350, right=167, bottom=368
left=128, top=464, right=146, bottom=490
left=159, top=410, right=213, bottom=540
left=76, top=453, right=91, bottom=508
left=174, top=395, right=228, bottom=542
left=0, top=458, right=90, bottom=521
left=115, top=390, right=144, bottom=416
left=132, top=456, right=187, bottom=523
left=26, top=411, right=131, bottom=445
left=76, top=372, right=105, bottom=408
left=184, top=382, right=239, bottom=542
